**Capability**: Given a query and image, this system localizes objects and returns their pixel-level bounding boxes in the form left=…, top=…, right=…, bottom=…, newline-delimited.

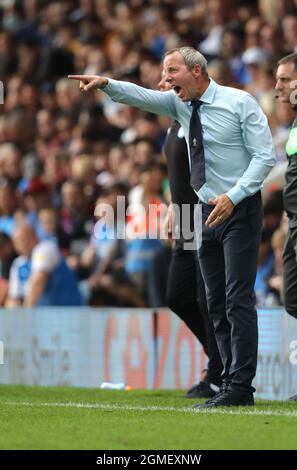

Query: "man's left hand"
left=206, top=194, right=235, bottom=228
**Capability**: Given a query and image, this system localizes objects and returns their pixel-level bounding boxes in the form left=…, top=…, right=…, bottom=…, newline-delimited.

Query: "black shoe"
left=193, top=389, right=254, bottom=409
left=201, top=388, right=228, bottom=405
left=288, top=393, right=297, bottom=401
left=185, top=381, right=219, bottom=399
left=200, top=381, right=231, bottom=405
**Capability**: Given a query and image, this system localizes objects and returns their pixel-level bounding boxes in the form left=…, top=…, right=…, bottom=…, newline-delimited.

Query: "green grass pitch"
left=0, top=385, right=296, bottom=450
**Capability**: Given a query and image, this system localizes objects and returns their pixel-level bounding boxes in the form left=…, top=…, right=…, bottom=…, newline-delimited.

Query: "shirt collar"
left=199, top=78, right=217, bottom=104
left=187, top=78, right=217, bottom=107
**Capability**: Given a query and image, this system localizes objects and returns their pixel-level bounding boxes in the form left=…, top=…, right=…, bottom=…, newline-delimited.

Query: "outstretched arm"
left=68, top=74, right=178, bottom=120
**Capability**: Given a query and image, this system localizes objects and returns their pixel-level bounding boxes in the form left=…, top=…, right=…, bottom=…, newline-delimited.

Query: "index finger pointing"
left=68, top=75, right=87, bottom=80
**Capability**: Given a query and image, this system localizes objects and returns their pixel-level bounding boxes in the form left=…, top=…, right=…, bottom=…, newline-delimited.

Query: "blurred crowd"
left=0, top=0, right=297, bottom=308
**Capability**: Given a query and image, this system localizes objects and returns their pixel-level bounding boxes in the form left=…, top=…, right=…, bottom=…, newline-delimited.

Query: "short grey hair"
left=164, top=47, right=208, bottom=78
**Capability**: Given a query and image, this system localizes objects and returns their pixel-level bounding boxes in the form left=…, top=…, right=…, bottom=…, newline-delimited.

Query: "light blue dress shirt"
left=102, top=78, right=276, bottom=205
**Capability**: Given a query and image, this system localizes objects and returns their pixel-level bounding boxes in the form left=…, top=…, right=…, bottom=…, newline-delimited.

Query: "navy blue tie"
left=189, top=100, right=206, bottom=191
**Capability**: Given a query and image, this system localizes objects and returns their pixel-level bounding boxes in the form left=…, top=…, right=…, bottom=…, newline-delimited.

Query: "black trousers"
left=283, top=218, right=297, bottom=319
left=197, top=192, right=262, bottom=394
left=166, top=240, right=223, bottom=386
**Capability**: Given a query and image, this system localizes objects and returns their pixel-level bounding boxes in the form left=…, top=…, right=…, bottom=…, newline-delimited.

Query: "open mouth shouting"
left=172, top=85, right=184, bottom=98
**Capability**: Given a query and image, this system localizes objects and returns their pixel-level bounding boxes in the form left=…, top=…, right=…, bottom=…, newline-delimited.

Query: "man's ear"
left=192, top=64, right=201, bottom=78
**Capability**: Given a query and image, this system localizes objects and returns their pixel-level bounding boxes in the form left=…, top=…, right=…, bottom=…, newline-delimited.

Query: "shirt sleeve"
left=31, top=242, right=60, bottom=274
left=226, top=94, right=276, bottom=205
left=102, top=79, right=178, bottom=120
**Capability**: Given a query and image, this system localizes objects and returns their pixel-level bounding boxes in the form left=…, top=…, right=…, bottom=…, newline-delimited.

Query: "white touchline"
left=2, top=401, right=297, bottom=418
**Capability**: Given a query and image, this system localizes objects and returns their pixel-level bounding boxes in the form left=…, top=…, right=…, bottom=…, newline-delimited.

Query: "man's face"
left=163, top=52, right=200, bottom=102
left=12, top=227, right=37, bottom=257
left=275, top=63, right=297, bottom=109
left=0, top=186, right=18, bottom=214
left=157, top=72, right=171, bottom=92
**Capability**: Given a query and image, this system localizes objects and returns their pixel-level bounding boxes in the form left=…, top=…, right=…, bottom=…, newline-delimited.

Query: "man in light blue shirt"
left=69, top=46, right=275, bottom=408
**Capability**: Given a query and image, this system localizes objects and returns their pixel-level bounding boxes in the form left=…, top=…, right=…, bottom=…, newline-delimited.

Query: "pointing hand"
left=68, top=75, right=108, bottom=91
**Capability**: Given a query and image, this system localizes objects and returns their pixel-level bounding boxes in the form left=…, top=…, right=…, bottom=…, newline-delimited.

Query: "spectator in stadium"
left=259, top=23, right=283, bottom=61
left=0, top=232, right=17, bottom=306
left=23, top=177, right=52, bottom=238
left=197, top=0, right=233, bottom=58
left=0, top=180, right=19, bottom=236
left=6, top=223, right=82, bottom=307
left=275, top=52, right=297, bottom=400
left=68, top=45, right=275, bottom=408
left=0, top=142, right=22, bottom=187
left=282, top=14, right=297, bottom=53
left=59, top=180, right=91, bottom=256
left=221, top=22, right=250, bottom=85
left=37, top=207, right=61, bottom=245
left=125, top=161, right=166, bottom=304
left=207, top=59, right=240, bottom=88
left=78, top=185, right=146, bottom=307
left=35, top=109, right=61, bottom=160
left=244, top=16, right=264, bottom=49
left=70, top=154, right=99, bottom=207
left=241, top=47, right=270, bottom=99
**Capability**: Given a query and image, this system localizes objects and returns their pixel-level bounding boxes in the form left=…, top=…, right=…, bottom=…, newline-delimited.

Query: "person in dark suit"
left=158, top=74, right=222, bottom=398
left=69, top=46, right=275, bottom=407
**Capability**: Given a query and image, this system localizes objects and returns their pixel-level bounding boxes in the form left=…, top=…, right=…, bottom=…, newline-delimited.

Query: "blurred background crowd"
left=0, top=0, right=296, bottom=308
